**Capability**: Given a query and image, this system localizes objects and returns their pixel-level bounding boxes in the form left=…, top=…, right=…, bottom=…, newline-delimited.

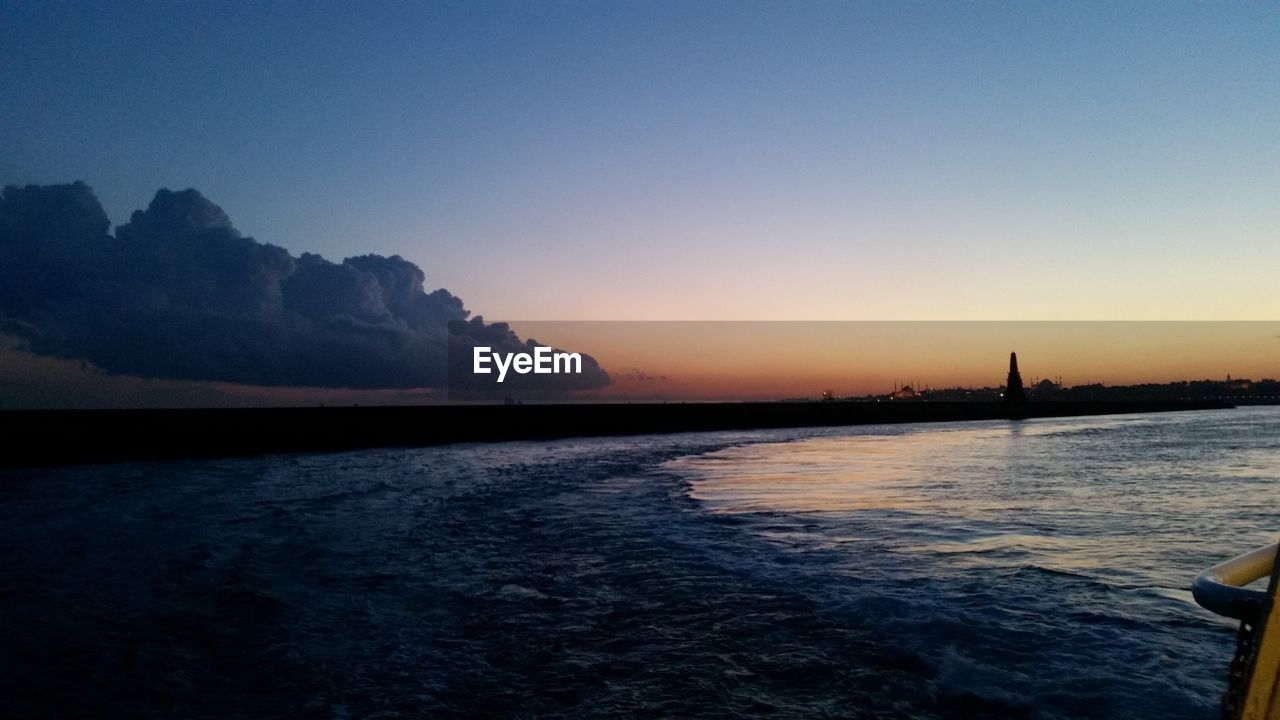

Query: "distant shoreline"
left=0, top=400, right=1235, bottom=469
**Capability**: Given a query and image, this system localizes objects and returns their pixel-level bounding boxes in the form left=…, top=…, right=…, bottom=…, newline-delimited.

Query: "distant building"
left=1031, top=378, right=1062, bottom=398
left=1005, top=352, right=1027, bottom=416
left=1005, top=353, right=1025, bottom=400
left=890, top=383, right=920, bottom=400
left=1227, top=375, right=1252, bottom=391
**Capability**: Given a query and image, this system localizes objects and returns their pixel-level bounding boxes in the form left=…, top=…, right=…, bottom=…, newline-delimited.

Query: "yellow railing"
left=1194, top=542, right=1280, bottom=720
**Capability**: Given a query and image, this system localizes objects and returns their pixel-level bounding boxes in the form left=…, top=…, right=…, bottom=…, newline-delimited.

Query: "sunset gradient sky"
left=509, top=322, right=1280, bottom=400
left=3, top=2, right=1277, bottom=323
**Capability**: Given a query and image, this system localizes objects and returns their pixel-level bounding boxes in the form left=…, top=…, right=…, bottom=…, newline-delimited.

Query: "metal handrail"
left=1193, top=542, right=1279, bottom=621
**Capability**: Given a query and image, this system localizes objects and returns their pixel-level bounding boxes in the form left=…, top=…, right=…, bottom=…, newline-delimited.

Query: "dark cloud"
left=0, top=182, right=610, bottom=392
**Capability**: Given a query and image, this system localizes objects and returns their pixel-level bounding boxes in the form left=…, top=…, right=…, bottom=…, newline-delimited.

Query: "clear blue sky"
left=3, top=1, right=1277, bottom=319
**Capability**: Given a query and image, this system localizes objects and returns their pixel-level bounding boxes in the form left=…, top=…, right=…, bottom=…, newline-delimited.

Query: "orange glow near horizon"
left=507, top=322, right=1280, bottom=400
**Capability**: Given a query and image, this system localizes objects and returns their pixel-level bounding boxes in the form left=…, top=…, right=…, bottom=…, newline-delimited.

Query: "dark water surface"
left=2, top=407, right=1277, bottom=718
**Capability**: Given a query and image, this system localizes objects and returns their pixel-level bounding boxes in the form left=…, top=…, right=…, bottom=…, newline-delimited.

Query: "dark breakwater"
left=0, top=399, right=1230, bottom=468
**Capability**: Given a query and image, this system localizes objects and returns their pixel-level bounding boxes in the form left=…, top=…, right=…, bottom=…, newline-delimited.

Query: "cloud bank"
left=0, top=182, right=609, bottom=392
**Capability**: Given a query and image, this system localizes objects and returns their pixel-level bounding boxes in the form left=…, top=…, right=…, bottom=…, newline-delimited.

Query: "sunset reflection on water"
left=660, top=408, right=1280, bottom=716
left=670, top=409, right=1280, bottom=594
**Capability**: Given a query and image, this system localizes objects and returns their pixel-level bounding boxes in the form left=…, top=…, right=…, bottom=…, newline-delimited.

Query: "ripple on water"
left=0, top=409, right=1276, bottom=719
left=670, top=407, right=1280, bottom=719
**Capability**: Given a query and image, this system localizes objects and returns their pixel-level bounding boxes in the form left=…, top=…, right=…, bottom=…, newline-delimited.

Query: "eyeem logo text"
left=473, top=346, right=583, bottom=383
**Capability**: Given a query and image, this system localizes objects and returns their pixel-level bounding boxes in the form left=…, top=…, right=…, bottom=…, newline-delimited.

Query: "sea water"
left=2, top=407, right=1277, bottom=719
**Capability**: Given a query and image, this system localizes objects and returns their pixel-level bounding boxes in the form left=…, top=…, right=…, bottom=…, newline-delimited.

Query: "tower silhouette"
left=1005, top=351, right=1027, bottom=417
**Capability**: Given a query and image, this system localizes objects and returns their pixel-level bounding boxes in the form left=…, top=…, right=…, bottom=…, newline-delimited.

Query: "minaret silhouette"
left=1005, top=351, right=1027, bottom=417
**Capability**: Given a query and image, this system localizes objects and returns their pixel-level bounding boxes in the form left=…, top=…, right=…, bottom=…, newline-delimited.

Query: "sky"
left=4, top=1, right=1277, bottom=323
left=3, top=320, right=1277, bottom=406
left=509, top=321, right=1280, bottom=399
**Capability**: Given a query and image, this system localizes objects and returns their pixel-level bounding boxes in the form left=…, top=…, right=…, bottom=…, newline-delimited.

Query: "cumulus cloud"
left=0, top=182, right=609, bottom=392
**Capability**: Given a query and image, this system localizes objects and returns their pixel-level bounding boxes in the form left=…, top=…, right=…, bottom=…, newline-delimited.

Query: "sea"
left=2, top=406, right=1278, bottom=719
